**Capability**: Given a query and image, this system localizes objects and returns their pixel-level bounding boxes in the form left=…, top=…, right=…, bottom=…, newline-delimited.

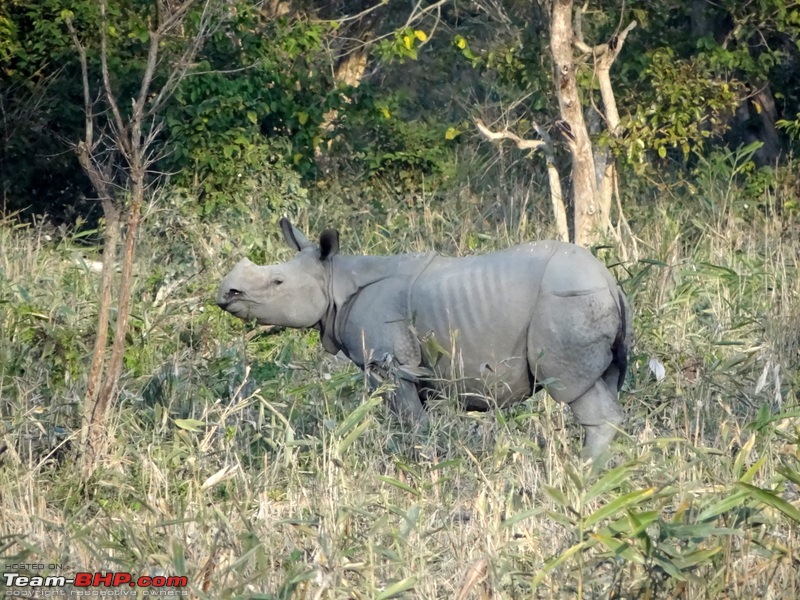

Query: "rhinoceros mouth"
left=218, top=301, right=283, bottom=329
left=217, top=297, right=251, bottom=319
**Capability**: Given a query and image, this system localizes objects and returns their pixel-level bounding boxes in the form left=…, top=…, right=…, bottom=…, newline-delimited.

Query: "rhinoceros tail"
left=611, top=289, right=629, bottom=391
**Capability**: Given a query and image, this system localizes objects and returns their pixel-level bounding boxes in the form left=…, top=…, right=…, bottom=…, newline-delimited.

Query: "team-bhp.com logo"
left=3, top=571, right=188, bottom=595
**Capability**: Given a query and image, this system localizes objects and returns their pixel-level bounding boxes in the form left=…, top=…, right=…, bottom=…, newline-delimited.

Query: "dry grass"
left=1, top=160, right=799, bottom=598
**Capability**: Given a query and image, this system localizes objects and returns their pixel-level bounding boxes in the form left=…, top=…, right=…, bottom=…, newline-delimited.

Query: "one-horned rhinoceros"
left=217, top=218, right=632, bottom=459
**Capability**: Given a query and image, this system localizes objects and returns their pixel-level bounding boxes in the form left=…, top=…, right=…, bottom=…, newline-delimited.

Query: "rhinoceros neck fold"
left=317, top=252, right=438, bottom=355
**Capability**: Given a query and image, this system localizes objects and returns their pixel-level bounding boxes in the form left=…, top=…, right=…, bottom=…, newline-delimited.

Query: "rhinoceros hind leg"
left=568, top=380, right=624, bottom=459
left=602, top=363, right=622, bottom=394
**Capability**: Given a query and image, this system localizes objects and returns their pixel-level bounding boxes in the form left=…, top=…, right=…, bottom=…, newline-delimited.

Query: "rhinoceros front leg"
left=568, top=380, right=624, bottom=460
left=366, top=354, right=428, bottom=425
left=389, top=378, right=428, bottom=425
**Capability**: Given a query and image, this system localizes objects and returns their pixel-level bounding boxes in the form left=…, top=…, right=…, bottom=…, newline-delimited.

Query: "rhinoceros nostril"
left=217, top=288, right=243, bottom=310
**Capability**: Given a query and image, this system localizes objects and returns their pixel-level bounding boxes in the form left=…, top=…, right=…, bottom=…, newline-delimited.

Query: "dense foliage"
left=2, top=0, right=799, bottom=220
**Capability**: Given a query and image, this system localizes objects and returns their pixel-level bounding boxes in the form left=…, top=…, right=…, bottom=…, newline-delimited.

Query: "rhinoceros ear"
left=319, top=229, right=339, bottom=261
left=280, top=217, right=313, bottom=251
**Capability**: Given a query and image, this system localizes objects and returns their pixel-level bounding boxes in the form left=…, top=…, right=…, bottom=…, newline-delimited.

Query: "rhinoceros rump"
left=217, top=219, right=632, bottom=459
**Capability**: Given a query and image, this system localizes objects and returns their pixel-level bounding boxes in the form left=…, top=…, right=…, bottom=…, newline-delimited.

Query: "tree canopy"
left=1, top=0, right=799, bottom=222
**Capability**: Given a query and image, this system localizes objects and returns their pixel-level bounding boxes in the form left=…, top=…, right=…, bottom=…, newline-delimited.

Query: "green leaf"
left=376, top=576, right=418, bottom=599
left=174, top=418, right=204, bottom=432
left=375, top=475, right=421, bottom=497
left=334, top=395, right=382, bottom=439
left=544, top=485, right=570, bottom=508
left=502, top=507, right=544, bottom=529
left=297, top=111, right=308, bottom=125
left=697, top=490, right=749, bottom=522
left=337, top=417, right=372, bottom=455
left=652, top=555, right=686, bottom=581
left=672, top=546, right=723, bottom=570
left=584, top=488, right=656, bottom=529
left=585, top=462, right=637, bottom=504
left=735, top=482, right=800, bottom=524
left=739, top=454, right=768, bottom=484
left=777, top=466, right=800, bottom=488
left=247, top=111, right=258, bottom=124
left=591, top=531, right=644, bottom=563
left=658, top=145, right=667, bottom=158
left=531, top=541, right=587, bottom=588
left=732, top=433, right=756, bottom=478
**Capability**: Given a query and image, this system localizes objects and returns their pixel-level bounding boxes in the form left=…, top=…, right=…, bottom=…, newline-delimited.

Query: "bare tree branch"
left=474, top=118, right=546, bottom=151
left=64, top=20, right=95, bottom=153
left=331, top=0, right=389, bottom=25
left=149, top=0, right=217, bottom=116
left=98, top=0, right=129, bottom=159
left=348, top=0, right=450, bottom=50
left=474, top=118, right=569, bottom=242
left=135, top=28, right=162, bottom=117
left=403, top=0, right=449, bottom=29
left=595, top=20, right=637, bottom=131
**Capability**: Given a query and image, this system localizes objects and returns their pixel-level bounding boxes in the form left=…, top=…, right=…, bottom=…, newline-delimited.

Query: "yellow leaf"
left=403, top=34, right=413, bottom=50
left=753, top=101, right=762, bottom=114
left=379, top=107, right=391, bottom=119
left=658, top=145, right=666, bottom=158
left=414, top=30, right=428, bottom=42
left=445, top=127, right=459, bottom=140
left=455, top=35, right=467, bottom=49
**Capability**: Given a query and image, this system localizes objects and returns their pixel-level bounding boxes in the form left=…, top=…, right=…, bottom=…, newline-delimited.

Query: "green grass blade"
left=735, top=482, right=800, bottom=524
left=531, top=541, right=587, bottom=588
left=376, top=576, right=418, bottom=599
left=584, top=488, right=656, bottom=529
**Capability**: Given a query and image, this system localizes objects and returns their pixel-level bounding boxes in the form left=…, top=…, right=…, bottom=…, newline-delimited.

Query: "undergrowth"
left=1, top=153, right=799, bottom=598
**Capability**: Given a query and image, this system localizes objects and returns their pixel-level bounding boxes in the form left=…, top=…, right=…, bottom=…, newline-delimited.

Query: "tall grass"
left=1, top=154, right=799, bottom=598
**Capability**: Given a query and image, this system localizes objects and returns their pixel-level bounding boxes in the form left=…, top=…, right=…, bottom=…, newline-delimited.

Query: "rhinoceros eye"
left=272, top=278, right=284, bottom=286
left=228, top=288, right=243, bottom=297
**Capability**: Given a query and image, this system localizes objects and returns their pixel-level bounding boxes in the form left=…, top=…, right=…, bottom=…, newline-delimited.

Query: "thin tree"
left=476, top=1, right=637, bottom=252
left=64, top=0, right=220, bottom=477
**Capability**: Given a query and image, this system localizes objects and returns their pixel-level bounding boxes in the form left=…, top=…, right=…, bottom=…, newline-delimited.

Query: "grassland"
left=1, top=155, right=799, bottom=598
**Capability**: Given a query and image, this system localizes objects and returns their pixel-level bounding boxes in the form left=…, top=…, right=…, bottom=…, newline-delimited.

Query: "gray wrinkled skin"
left=217, top=219, right=633, bottom=459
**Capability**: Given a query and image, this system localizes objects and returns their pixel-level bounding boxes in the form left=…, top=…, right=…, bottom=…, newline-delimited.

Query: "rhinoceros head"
left=216, top=218, right=339, bottom=328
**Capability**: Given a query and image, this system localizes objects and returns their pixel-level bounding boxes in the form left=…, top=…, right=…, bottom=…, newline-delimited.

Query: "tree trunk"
left=550, top=0, right=600, bottom=246
left=81, top=197, right=119, bottom=462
